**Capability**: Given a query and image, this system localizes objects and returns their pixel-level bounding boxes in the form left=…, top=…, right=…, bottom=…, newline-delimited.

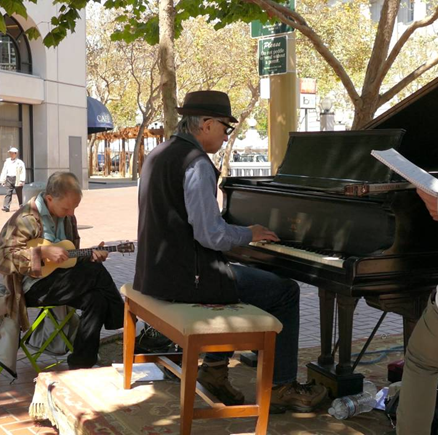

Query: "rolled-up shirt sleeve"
left=184, top=157, right=253, bottom=251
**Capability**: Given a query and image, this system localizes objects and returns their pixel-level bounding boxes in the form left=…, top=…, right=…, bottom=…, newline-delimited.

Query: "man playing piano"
left=134, top=90, right=327, bottom=413
left=396, top=189, right=438, bottom=434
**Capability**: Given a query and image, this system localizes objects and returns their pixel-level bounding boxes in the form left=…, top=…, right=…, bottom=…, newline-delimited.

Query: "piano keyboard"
left=250, top=242, right=345, bottom=268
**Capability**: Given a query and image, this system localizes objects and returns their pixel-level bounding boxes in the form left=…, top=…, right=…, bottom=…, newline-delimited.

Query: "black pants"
left=3, top=176, right=23, bottom=209
left=25, top=261, right=124, bottom=367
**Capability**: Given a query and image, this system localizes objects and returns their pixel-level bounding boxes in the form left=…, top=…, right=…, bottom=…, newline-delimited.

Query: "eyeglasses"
left=203, top=118, right=235, bottom=135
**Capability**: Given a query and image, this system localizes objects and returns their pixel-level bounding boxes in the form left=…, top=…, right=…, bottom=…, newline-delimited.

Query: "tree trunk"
left=104, top=140, right=111, bottom=176
left=93, top=143, right=99, bottom=172
left=121, top=138, right=126, bottom=178
left=159, top=0, right=178, bottom=139
left=132, top=121, right=147, bottom=180
left=351, top=96, right=380, bottom=129
left=139, top=137, right=145, bottom=174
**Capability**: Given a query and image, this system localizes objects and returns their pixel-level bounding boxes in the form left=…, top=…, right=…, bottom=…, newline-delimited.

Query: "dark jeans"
left=3, top=176, right=23, bottom=209
left=205, top=264, right=300, bottom=385
left=25, top=261, right=124, bottom=366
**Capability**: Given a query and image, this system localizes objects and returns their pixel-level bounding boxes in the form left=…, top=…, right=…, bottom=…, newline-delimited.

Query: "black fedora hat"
left=176, top=90, right=238, bottom=123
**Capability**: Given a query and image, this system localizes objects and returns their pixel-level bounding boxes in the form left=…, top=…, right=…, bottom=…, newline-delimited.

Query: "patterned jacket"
left=0, top=197, right=80, bottom=327
left=0, top=197, right=79, bottom=360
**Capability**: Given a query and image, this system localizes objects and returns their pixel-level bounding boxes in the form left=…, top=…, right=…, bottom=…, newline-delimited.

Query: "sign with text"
left=258, top=36, right=288, bottom=76
left=300, top=94, right=316, bottom=109
left=251, top=1, right=295, bottom=38
left=300, top=78, right=317, bottom=94
left=251, top=21, right=294, bottom=38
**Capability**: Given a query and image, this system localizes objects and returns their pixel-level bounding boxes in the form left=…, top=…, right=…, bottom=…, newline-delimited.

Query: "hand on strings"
left=249, top=224, right=280, bottom=243
left=91, top=241, right=108, bottom=262
left=417, top=188, right=438, bottom=221
left=41, top=245, right=69, bottom=263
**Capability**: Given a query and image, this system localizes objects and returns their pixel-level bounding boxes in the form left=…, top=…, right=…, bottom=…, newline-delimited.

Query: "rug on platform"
left=29, top=334, right=403, bottom=435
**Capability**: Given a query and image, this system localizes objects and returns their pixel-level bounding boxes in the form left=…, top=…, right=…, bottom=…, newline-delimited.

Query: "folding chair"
left=19, top=306, right=76, bottom=373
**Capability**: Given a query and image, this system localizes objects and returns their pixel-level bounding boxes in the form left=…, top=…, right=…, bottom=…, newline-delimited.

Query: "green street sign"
left=251, top=21, right=293, bottom=38
left=251, top=0, right=295, bottom=38
left=258, top=36, right=288, bottom=76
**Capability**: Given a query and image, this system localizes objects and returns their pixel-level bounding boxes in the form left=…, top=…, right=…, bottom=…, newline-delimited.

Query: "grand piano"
left=222, top=77, right=438, bottom=397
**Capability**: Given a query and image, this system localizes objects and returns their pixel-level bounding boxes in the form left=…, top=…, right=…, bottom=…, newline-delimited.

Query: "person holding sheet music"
left=0, top=172, right=124, bottom=371
left=396, top=188, right=438, bottom=434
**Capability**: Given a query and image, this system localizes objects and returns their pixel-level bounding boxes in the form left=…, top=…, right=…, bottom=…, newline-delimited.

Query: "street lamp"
left=320, top=97, right=333, bottom=113
left=320, top=96, right=335, bottom=131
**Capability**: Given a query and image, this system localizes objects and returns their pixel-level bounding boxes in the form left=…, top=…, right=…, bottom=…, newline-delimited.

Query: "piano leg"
left=307, top=288, right=364, bottom=398
left=336, top=293, right=358, bottom=375
left=317, top=288, right=335, bottom=366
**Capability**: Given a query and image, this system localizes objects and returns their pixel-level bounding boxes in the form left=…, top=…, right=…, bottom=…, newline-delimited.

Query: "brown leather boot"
left=270, top=380, right=327, bottom=414
left=197, top=361, right=244, bottom=406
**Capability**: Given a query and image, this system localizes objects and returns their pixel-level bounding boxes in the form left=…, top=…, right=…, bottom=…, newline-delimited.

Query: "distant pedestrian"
left=0, top=147, right=26, bottom=212
left=232, top=150, right=241, bottom=162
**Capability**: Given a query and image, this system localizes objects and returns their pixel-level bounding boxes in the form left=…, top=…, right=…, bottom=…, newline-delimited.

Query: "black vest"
left=133, top=134, right=238, bottom=304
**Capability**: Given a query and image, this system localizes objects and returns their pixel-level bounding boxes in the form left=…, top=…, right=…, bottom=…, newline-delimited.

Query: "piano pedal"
left=240, top=351, right=258, bottom=367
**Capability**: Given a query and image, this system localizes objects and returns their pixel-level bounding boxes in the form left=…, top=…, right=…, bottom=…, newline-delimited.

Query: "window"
left=398, top=0, right=415, bottom=24
left=0, top=35, right=18, bottom=71
left=0, top=16, right=32, bottom=73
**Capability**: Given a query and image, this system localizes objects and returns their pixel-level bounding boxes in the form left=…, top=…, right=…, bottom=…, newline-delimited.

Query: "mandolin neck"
left=67, top=246, right=117, bottom=259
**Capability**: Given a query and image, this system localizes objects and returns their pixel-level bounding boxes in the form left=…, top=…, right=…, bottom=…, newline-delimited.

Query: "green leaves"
left=111, top=16, right=159, bottom=45
left=25, top=26, right=41, bottom=40
left=0, top=0, right=28, bottom=19
left=0, top=14, right=5, bottom=34
left=0, top=0, right=291, bottom=48
left=42, top=5, right=82, bottom=47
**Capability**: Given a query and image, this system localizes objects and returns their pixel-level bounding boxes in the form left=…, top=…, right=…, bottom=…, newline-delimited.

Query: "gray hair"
left=177, top=116, right=205, bottom=135
left=45, top=172, right=82, bottom=199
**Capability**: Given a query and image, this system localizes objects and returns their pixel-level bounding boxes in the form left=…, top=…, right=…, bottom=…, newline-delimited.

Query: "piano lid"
left=365, top=77, right=438, bottom=170
left=274, top=129, right=405, bottom=189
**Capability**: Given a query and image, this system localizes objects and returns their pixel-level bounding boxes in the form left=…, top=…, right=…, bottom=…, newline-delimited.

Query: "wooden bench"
left=120, top=283, right=283, bottom=435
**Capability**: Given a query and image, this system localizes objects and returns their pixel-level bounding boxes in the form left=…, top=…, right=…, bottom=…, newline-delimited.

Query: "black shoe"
left=2, top=207, right=9, bottom=212
left=134, top=325, right=173, bottom=353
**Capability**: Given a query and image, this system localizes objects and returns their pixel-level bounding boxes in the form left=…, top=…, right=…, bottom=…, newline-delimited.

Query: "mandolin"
left=27, top=238, right=135, bottom=278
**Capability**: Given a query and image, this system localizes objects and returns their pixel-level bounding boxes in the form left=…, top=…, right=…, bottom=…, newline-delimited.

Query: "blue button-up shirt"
left=180, top=133, right=252, bottom=251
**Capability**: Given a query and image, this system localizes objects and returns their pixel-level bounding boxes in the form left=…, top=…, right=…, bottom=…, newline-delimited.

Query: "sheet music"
left=371, top=148, right=438, bottom=197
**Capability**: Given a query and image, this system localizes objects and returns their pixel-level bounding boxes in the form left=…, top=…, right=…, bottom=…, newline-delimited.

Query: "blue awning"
left=87, top=96, right=114, bottom=134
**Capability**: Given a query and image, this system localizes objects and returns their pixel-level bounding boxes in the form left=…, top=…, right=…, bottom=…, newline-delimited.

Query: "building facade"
left=0, top=3, right=87, bottom=187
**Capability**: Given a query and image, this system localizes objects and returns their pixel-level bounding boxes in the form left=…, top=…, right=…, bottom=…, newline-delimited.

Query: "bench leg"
left=123, top=301, right=136, bottom=389
left=255, top=331, right=276, bottom=435
left=180, top=340, right=199, bottom=435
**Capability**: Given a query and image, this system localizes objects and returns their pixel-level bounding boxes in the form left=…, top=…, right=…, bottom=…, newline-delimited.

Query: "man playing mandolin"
left=0, top=172, right=124, bottom=370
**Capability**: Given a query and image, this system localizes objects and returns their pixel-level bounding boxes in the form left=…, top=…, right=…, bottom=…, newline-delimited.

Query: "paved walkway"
left=0, top=182, right=403, bottom=434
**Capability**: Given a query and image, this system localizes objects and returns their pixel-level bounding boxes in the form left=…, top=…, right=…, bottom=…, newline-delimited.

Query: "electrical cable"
left=351, top=345, right=404, bottom=365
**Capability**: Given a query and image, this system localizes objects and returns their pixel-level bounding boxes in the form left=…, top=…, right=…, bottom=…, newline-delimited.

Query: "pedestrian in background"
left=0, top=147, right=26, bottom=212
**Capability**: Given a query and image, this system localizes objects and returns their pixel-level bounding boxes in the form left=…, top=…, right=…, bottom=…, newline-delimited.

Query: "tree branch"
left=243, top=0, right=361, bottom=107
left=379, top=56, right=438, bottom=106
left=363, top=0, right=400, bottom=95
left=380, top=6, right=438, bottom=81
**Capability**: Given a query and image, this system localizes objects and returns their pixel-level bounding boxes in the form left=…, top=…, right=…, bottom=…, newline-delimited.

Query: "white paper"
left=371, top=148, right=438, bottom=197
left=112, top=363, right=166, bottom=383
